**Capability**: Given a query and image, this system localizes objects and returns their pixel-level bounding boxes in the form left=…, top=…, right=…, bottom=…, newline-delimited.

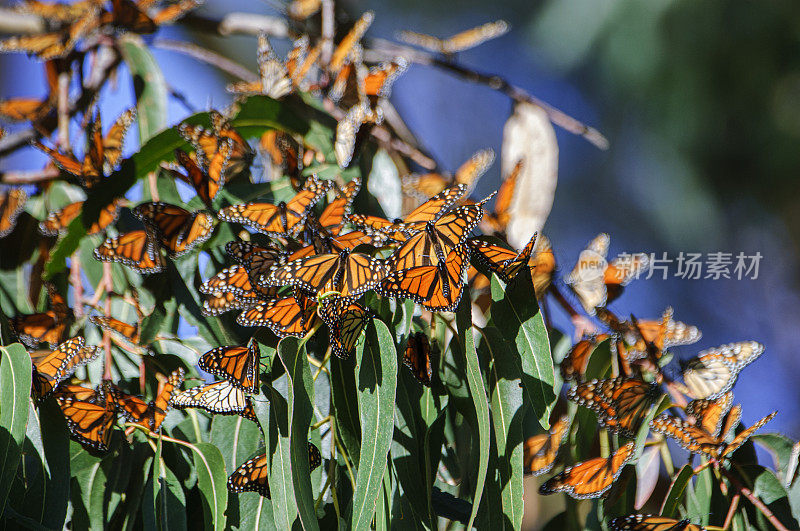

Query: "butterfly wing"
left=0, top=188, right=27, bottom=238
left=609, top=514, right=704, bottom=531
left=568, top=377, right=662, bottom=438
left=539, top=442, right=635, bottom=499
left=236, top=294, right=317, bottom=337
left=403, top=332, right=433, bottom=386
left=94, top=229, right=165, bottom=273
left=30, top=337, right=99, bottom=398
left=199, top=339, right=261, bottom=393
left=524, top=415, right=570, bottom=476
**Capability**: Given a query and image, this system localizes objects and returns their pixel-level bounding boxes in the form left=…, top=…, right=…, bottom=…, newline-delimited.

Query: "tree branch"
left=365, top=38, right=610, bottom=150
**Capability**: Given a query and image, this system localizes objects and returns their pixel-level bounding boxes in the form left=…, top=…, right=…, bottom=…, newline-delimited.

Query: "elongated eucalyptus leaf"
left=351, top=320, right=397, bottom=529
left=190, top=442, right=228, bottom=530
left=661, top=464, right=694, bottom=517
left=275, top=337, right=319, bottom=531
left=239, top=492, right=276, bottom=530
left=119, top=34, right=167, bottom=143
left=455, top=300, right=490, bottom=530
left=489, top=271, right=555, bottom=428
left=392, top=366, right=435, bottom=528
left=0, top=342, right=31, bottom=515
left=480, top=326, right=524, bottom=528
left=211, top=414, right=262, bottom=474
left=331, top=355, right=361, bottom=466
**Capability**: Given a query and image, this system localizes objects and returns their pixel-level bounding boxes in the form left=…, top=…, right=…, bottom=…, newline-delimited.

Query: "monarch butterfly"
left=94, top=229, right=165, bottom=274
left=11, top=284, right=73, bottom=348
left=34, top=108, right=136, bottom=188
left=386, top=196, right=489, bottom=271
left=334, top=100, right=373, bottom=169
left=29, top=337, right=100, bottom=398
left=162, top=148, right=223, bottom=209
left=539, top=441, right=635, bottom=499
left=567, top=377, right=663, bottom=438
left=468, top=232, right=538, bottom=283
left=560, top=334, right=611, bottom=382
left=133, top=202, right=215, bottom=257
left=260, top=130, right=302, bottom=182
left=565, top=233, right=650, bottom=314
left=684, top=392, right=735, bottom=438
left=112, top=368, right=185, bottom=432
left=651, top=409, right=776, bottom=461
left=105, top=0, right=197, bottom=32
left=318, top=297, right=369, bottom=359
left=172, top=379, right=254, bottom=417
left=179, top=110, right=253, bottom=179
left=403, top=332, right=433, bottom=386
left=0, top=7, right=100, bottom=60
left=90, top=315, right=140, bottom=344
left=227, top=442, right=322, bottom=497
left=225, top=241, right=286, bottom=286
left=17, top=0, right=101, bottom=23
left=318, top=177, right=361, bottom=236
left=350, top=185, right=467, bottom=242
left=609, top=514, right=706, bottom=531
left=236, top=292, right=318, bottom=337
left=524, top=415, right=570, bottom=476
left=227, top=33, right=292, bottom=99
left=54, top=384, right=117, bottom=452
left=278, top=34, right=321, bottom=91
left=328, top=11, right=374, bottom=75
left=0, top=188, right=27, bottom=238
left=398, top=20, right=509, bottom=55
left=481, top=159, right=522, bottom=235
left=0, top=97, right=51, bottom=122
left=39, top=198, right=124, bottom=236
left=199, top=338, right=261, bottom=393
left=381, top=244, right=470, bottom=312
left=267, top=248, right=387, bottom=298
left=201, top=290, right=264, bottom=317
left=199, top=265, right=277, bottom=301
left=680, top=341, right=765, bottom=400
left=218, top=175, right=332, bottom=236
left=403, top=149, right=495, bottom=201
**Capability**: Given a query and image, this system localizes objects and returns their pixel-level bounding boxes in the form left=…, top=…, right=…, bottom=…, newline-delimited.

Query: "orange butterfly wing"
left=0, top=188, right=27, bottom=238
left=199, top=338, right=261, bottom=393
left=524, top=415, right=570, bottom=476
left=94, top=229, right=164, bottom=273
left=540, top=442, right=635, bottom=499
left=568, top=377, right=662, bottom=438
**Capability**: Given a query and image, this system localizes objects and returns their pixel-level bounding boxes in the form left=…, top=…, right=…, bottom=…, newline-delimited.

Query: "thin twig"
left=180, top=12, right=288, bottom=38
left=723, top=494, right=740, bottom=530
left=70, top=255, right=84, bottom=318
left=0, top=167, right=61, bottom=184
left=320, top=0, right=334, bottom=67
left=153, top=38, right=259, bottom=82
left=366, top=38, right=610, bottom=150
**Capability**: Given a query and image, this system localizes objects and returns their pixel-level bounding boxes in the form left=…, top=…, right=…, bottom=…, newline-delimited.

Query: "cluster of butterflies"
left=521, top=304, right=775, bottom=528
left=0, top=0, right=197, bottom=61
left=25, top=334, right=185, bottom=451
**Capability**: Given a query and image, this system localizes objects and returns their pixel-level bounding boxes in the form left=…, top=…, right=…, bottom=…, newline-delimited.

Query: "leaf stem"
left=717, top=466, right=790, bottom=531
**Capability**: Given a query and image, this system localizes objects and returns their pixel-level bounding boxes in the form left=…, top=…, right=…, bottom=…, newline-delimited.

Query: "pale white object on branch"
left=502, top=102, right=558, bottom=249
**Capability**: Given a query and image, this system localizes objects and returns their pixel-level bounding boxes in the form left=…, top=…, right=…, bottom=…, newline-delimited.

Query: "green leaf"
left=741, top=465, right=799, bottom=529
left=661, top=464, right=694, bottom=518
left=158, top=466, right=188, bottom=530
left=211, top=414, right=262, bottom=474
left=351, top=319, right=397, bottom=529
left=43, top=215, right=87, bottom=279
left=489, top=271, right=555, bottom=428
left=392, top=363, right=435, bottom=528
left=238, top=492, right=276, bottom=531
left=190, top=442, right=228, bottom=530
left=455, top=300, right=491, bottom=530
left=119, top=33, right=168, bottom=143
left=753, top=433, right=798, bottom=484
left=331, top=355, right=361, bottom=466
left=267, top=388, right=298, bottom=530
left=275, top=337, right=319, bottom=531
left=480, top=326, right=524, bottom=528
left=0, top=342, right=31, bottom=515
